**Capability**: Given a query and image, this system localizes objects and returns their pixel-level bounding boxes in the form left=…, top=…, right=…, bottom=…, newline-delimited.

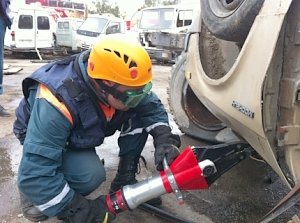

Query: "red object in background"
left=24, top=0, right=68, bottom=20
left=25, top=0, right=47, bottom=6
left=11, top=31, right=15, bottom=41
left=54, top=8, right=68, bottom=17
left=125, top=20, right=131, bottom=30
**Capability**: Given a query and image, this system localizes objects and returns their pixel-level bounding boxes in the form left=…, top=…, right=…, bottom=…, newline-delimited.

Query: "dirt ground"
left=0, top=56, right=299, bottom=223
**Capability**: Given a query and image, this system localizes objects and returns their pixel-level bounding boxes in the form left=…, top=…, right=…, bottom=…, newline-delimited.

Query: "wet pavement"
left=0, top=56, right=299, bottom=223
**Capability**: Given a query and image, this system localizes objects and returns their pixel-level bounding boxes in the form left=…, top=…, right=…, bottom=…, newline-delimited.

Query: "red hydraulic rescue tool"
left=104, top=142, right=252, bottom=221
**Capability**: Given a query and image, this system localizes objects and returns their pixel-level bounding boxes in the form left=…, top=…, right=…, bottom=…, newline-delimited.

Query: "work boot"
left=19, top=192, right=48, bottom=222
left=0, top=104, right=10, bottom=117
left=109, top=154, right=162, bottom=206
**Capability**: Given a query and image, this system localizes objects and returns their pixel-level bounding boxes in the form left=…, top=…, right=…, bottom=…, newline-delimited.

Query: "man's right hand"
left=57, top=193, right=115, bottom=223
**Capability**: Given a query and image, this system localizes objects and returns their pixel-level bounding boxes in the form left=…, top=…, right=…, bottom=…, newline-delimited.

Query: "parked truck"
left=75, top=14, right=126, bottom=51
left=169, top=0, right=300, bottom=195
left=55, top=17, right=84, bottom=52
left=137, top=2, right=198, bottom=63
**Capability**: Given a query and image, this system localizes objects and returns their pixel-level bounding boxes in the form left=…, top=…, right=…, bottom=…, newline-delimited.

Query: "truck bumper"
left=144, top=47, right=175, bottom=63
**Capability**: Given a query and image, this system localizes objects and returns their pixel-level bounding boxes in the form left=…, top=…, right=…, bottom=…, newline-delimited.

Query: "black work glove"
left=151, top=125, right=181, bottom=171
left=57, top=193, right=115, bottom=223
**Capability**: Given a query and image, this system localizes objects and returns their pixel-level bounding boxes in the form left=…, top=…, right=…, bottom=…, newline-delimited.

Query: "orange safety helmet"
left=87, top=36, right=152, bottom=87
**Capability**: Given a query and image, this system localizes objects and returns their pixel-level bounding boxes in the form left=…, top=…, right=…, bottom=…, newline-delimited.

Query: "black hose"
left=138, top=203, right=196, bottom=223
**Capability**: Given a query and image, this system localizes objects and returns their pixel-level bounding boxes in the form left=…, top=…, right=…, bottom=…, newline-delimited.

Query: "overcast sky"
left=108, top=0, right=143, bottom=16
left=11, top=0, right=144, bottom=17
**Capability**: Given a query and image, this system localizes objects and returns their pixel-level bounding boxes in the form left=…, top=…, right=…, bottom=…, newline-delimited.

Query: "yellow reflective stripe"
left=103, top=213, right=109, bottom=223
left=37, top=84, right=73, bottom=125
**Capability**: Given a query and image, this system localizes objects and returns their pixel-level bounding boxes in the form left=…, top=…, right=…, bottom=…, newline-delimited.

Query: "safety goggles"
left=91, top=79, right=152, bottom=108
left=120, top=82, right=152, bottom=108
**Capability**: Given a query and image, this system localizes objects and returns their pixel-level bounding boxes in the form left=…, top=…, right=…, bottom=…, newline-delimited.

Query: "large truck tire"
left=168, top=53, right=238, bottom=143
left=201, top=0, right=264, bottom=42
left=276, top=0, right=300, bottom=185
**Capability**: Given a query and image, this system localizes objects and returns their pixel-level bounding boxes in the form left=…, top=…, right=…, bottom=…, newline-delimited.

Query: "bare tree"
left=144, top=0, right=158, bottom=7
left=92, top=0, right=121, bottom=17
left=161, top=0, right=178, bottom=5
left=143, top=0, right=179, bottom=7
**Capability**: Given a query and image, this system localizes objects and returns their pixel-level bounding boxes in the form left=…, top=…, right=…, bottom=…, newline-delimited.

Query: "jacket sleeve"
left=1, top=0, right=13, bottom=28
left=131, top=92, right=170, bottom=132
left=17, top=97, right=75, bottom=217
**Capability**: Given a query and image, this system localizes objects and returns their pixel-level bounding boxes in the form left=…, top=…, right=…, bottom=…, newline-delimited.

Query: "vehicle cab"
left=75, top=14, right=126, bottom=50
left=137, top=3, right=198, bottom=62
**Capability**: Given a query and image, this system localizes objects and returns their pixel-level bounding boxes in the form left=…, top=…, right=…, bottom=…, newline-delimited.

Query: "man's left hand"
left=151, top=125, right=181, bottom=171
left=154, top=144, right=180, bottom=171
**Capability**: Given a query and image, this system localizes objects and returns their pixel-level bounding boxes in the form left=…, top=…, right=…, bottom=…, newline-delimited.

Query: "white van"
left=4, top=5, right=55, bottom=53
left=55, top=17, right=84, bottom=52
left=75, top=14, right=126, bottom=50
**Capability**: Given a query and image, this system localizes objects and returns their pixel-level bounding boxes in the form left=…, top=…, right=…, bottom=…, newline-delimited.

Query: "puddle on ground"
left=0, top=135, right=23, bottom=182
left=0, top=136, right=24, bottom=219
left=0, top=146, right=14, bottom=183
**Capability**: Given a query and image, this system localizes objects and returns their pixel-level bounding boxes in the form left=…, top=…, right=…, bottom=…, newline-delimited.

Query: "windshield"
left=78, top=17, right=108, bottom=33
left=139, top=8, right=175, bottom=30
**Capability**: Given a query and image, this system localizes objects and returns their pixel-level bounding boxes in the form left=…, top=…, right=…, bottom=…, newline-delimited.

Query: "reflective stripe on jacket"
left=37, top=84, right=74, bottom=125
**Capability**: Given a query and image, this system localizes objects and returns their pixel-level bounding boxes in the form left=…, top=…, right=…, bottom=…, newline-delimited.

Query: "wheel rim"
left=220, top=0, right=243, bottom=10
left=209, top=0, right=245, bottom=17
left=182, top=81, right=226, bottom=131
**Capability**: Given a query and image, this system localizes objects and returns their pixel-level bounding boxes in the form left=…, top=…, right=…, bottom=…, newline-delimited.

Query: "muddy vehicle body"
left=169, top=0, right=300, bottom=188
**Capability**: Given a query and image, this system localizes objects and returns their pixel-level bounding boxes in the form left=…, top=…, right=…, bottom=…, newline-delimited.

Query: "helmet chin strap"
left=78, top=51, right=111, bottom=107
left=88, top=78, right=111, bottom=106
